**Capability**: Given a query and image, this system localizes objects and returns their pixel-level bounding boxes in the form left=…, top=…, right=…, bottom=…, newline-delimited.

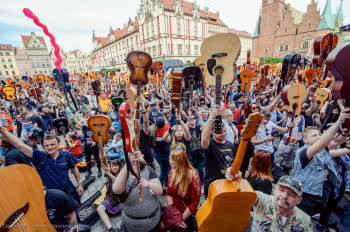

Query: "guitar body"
left=305, top=68, right=320, bottom=86
left=1, top=86, right=16, bottom=101
left=200, top=33, right=241, bottom=86
left=246, top=64, right=257, bottom=74
left=197, top=113, right=263, bottom=232
left=196, top=179, right=256, bottom=232
left=127, top=51, right=152, bottom=86
left=326, top=44, right=350, bottom=99
left=171, top=67, right=183, bottom=110
left=313, top=33, right=338, bottom=66
left=239, top=70, right=254, bottom=92
left=88, top=116, right=111, bottom=144
left=281, top=83, right=307, bottom=116
left=183, top=66, right=202, bottom=91
left=315, top=88, right=331, bottom=108
left=119, top=102, right=137, bottom=152
left=0, top=164, right=56, bottom=232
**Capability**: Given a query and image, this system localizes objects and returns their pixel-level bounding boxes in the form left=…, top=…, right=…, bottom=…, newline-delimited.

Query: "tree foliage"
left=260, top=57, right=283, bottom=64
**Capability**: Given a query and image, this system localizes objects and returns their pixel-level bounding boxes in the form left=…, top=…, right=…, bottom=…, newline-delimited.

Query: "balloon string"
left=23, top=8, right=62, bottom=71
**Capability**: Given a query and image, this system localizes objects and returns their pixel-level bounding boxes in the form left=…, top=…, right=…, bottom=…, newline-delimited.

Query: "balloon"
left=23, top=8, right=62, bottom=71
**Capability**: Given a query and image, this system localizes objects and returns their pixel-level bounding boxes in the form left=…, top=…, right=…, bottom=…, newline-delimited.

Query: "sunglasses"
left=191, top=118, right=196, bottom=120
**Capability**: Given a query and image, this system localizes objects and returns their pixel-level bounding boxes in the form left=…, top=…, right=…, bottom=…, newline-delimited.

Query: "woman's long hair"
left=169, top=147, right=196, bottom=197
left=250, top=150, right=274, bottom=182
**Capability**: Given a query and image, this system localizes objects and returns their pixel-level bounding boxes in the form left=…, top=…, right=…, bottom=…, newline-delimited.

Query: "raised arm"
left=201, top=106, right=221, bottom=149
left=0, top=126, right=33, bottom=158
left=307, top=103, right=350, bottom=160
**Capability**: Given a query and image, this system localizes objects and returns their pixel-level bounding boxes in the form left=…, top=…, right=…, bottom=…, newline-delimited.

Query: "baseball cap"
left=156, top=117, right=165, bottom=129
left=277, top=175, right=303, bottom=197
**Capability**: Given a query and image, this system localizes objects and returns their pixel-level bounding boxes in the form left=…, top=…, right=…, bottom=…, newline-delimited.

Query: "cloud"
left=0, top=0, right=348, bottom=53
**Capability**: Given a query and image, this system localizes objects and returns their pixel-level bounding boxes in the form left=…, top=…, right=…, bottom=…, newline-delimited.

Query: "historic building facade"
left=21, top=32, right=52, bottom=75
left=0, top=44, right=20, bottom=80
left=228, top=28, right=252, bottom=65
left=65, top=50, right=92, bottom=73
left=91, top=0, right=231, bottom=72
left=252, top=0, right=344, bottom=59
left=14, top=47, right=32, bottom=76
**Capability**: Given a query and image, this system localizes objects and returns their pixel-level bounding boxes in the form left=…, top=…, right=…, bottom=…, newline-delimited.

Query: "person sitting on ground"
left=66, top=134, right=83, bottom=162
left=105, top=133, right=124, bottom=160
left=112, top=150, right=163, bottom=232
left=97, top=159, right=123, bottom=232
left=0, top=138, right=32, bottom=166
left=45, top=188, right=79, bottom=232
left=162, top=146, right=201, bottom=231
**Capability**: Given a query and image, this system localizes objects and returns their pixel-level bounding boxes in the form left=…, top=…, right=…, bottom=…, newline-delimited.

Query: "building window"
left=152, top=46, right=157, bottom=57
left=302, top=41, right=309, bottom=49
left=177, top=17, right=181, bottom=34
left=0, top=52, right=3, bottom=56
left=12, top=71, right=15, bottom=75
left=284, top=28, right=288, bottom=33
left=1, top=59, right=4, bottom=62
left=8, top=59, right=11, bottom=62
left=5, top=52, right=10, bottom=56
left=0, top=71, right=2, bottom=75
left=194, top=45, right=199, bottom=55
left=264, top=49, right=267, bottom=54
left=146, top=24, right=149, bottom=38
left=178, top=44, right=183, bottom=55
left=5, top=71, right=9, bottom=75
left=151, top=19, right=155, bottom=37
left=3, top=65, right=7, bottom=69
left=10, top=65, right=13, bottom=69
left=280, top=45, right=284, bottom=51
left=147, top=47, right=151, bottom=55
left=308, top=23, right=311, bottom=30
left=168, top=43, right=171, bottom=55
left=285, top=45, right=288, bottom=51
left=194, top=22, right=198, bottom=36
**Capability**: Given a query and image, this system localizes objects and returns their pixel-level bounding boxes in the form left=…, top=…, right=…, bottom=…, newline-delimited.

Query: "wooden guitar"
left=315, top=88, right=331, bottom=109
left=196, top=113, right=264, bottom=232
left=152, top=61, right=163, bottom=93
left=126, top=51, right=152, bottom=203
left=194, top=57, right=206, bottom=106
left=88, top=115, right=112, bottom=171
left=256, top=65, right=270, bottom=93
left=200, top=33, right=240, bottom=87
left=0, top=164, right=56, bottom=232
left=183, top=66, right=202, bottom=110
left=1, top=86, right=16, bottom=101
left=281, top=83, right=307, bottom=144
left=326, top=44, right=350, bottom=131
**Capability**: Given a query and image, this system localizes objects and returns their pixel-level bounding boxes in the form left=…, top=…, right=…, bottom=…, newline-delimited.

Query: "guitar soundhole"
left=1, top=202, right=29, bottom=232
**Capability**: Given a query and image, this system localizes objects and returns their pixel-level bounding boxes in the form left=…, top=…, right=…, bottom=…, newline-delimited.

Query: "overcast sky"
left=0, top=0, right=348, bottom=53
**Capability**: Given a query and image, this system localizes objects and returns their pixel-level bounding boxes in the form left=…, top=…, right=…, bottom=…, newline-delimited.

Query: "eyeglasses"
left=191, top=118, right=196, bottom=120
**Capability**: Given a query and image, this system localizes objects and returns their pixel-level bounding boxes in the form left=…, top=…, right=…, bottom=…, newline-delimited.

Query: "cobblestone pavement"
left=69, top=162, right=206, bottom=232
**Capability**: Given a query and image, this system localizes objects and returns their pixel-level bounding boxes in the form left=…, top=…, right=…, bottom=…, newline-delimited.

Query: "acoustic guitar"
left=183, top=66, right=202, bottom=110
left=200, top=33, right=240, bottom=86
left=196, top=112, right=264, bottom=232
left=1, top=86, right=16, bottom=101
left=194, top=57, right=206, bottom=106
left=88, top=115, right=112, bottom=171
left=0, top=164, right=56, bottom=232
left=281, top=83, right=307, bottom=144
left=315, top=88, right=331, bottom=109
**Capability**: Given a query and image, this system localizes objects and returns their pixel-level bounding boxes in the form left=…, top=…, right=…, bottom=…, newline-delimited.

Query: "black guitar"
left=53, top=117, right=69, bottom=136
left=278, top=53, right=301, bottom=93
left=183, top=66, right=202, bottom=110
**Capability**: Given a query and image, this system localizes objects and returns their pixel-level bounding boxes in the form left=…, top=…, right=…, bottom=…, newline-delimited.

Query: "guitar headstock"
left=241, top=113, right=264, bottom=140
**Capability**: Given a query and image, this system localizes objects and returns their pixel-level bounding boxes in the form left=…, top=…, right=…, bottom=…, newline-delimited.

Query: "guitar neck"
left=231, top=140, right=249, bottom=175
left=98, top=134, right=108, bottom=170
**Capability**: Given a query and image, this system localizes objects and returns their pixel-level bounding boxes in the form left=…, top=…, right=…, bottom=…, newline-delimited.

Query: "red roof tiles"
left=228, top=28, right=252, bottom=38
left=21, top=35, right=47, bottom=48
left=0, top=44, right=13, bottom=51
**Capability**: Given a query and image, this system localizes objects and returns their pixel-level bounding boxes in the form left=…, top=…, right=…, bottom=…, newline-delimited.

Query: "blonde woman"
left=164, top=146, right=201, bottom=231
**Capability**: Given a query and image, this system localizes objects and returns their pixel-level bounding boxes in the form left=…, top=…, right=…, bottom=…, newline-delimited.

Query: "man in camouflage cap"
left=225, top=172, right=313, bottom=231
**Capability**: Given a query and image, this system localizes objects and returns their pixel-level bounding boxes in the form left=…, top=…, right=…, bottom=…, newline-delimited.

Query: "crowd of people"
left=0, top=64, right=350, bottom=232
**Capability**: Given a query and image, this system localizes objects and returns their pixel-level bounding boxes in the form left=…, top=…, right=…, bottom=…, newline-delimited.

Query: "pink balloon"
left=23, top=8, right=62, bottom=71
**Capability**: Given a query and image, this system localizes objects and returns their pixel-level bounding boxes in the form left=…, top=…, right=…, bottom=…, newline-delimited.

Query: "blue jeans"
left=22, top=124, right=34, bottom=142
left=154, top=150, right=170, bottom=186
left=107, top=152, right=124, bottom=160
left=189, top=150, right=204, bottom=185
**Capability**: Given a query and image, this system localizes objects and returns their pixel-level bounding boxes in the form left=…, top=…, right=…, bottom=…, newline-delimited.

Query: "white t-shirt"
left=254, top=121, right=277, bottom=154
left=282, top=116, right=305, bottom=141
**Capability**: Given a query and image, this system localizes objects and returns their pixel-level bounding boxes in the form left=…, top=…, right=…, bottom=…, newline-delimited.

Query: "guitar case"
left=82, top=175, right=95, bottom=190
left=76, top=190, right=102, bottom=227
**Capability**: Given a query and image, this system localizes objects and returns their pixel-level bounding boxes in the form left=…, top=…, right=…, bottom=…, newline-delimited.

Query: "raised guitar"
left=196, top=113, right=264, bottom=232
left=88, top=115, right=112, bottom=171
left=183, top=66, right=202, bottom=110
left=1, top=86, right=16, bottom=101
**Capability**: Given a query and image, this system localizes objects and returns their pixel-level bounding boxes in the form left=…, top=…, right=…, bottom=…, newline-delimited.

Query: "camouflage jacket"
left=251, top=191, right=313, bottom=232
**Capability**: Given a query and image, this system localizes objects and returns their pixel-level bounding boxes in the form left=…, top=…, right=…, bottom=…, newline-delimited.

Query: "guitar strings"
left=22, top=215, right=32, bottom=232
